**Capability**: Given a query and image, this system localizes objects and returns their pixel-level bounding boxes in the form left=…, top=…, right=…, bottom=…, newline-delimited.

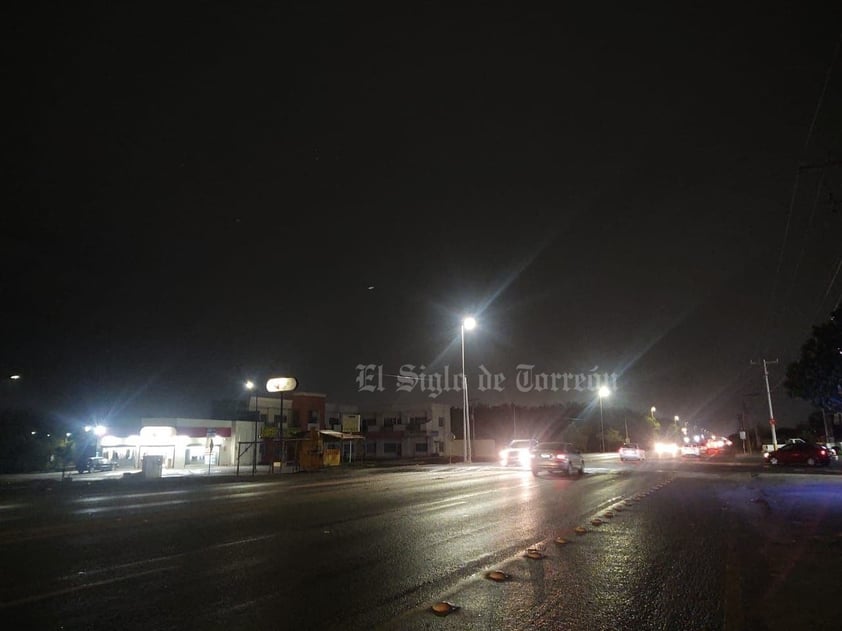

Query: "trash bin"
left=142, top=455, right=164, bottom=479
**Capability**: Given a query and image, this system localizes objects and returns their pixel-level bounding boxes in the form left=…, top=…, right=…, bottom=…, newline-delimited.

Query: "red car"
left=764, top=442, right=834, bottom=467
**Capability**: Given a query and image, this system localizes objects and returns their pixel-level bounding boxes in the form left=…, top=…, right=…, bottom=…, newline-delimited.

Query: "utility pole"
left=512, top=403, right=517, bottom=438
left=821, top=408, right=832, bottom=444
left=751, top=359, right=779, bottom=450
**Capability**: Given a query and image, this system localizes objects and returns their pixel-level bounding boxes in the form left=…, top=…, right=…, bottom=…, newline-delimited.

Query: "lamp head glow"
left=244, top=380, right=255, bottom=390
left=598, top=386, right=611, bottom=398
left=462, top=316, right=477, bottom=331
left=94, top=424, right=107, bottom=437
left=651, top=406, right=656, bottom=413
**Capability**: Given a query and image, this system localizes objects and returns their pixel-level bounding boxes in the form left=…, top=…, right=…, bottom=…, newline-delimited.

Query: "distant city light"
left=10, top=374, right=21, bottom=380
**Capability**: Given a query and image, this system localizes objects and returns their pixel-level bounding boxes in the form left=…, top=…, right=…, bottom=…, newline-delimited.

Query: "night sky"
left=3, top=3, right=841, bottom=434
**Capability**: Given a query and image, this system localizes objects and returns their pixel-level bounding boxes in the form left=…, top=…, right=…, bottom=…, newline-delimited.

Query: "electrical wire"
left=764, top=32, right=842, bottom=351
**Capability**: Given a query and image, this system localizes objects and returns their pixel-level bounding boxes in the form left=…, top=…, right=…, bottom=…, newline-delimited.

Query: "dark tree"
left=785, top=308, right=842, bottom=413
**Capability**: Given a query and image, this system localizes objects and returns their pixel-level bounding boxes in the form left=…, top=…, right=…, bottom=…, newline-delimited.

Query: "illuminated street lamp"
left=461, top=316, right=476, bottom=464
left=598, top=386, right=610, bottom=452
left=85, top=423, right=107, bottom=457
left=244, top=380, right=260, bottom=475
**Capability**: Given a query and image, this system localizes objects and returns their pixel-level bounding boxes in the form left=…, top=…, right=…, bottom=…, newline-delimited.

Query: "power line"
left=763, top=33, right=842, bottom=351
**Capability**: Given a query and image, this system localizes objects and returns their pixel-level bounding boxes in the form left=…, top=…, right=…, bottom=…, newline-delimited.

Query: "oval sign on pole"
left=266, top=377, right=298, bottom=393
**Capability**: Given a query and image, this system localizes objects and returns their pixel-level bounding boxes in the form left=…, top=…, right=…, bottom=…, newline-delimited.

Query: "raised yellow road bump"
left=431, top=602, right=459, bottom=616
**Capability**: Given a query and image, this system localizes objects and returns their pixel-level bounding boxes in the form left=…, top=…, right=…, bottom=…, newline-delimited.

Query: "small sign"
left=341, top=414, right=361, bottom=433
left=739, top=431, right=746, bottom=440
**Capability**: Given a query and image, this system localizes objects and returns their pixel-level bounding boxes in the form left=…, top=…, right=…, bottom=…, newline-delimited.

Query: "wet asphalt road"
left=1, top=456, right=840, bottom=630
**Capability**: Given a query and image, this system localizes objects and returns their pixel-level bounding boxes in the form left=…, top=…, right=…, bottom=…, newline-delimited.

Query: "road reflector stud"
left=614, top=505, right=624, bottom=512
left=554, top=536, right=568, bottom=544
left=575, top=526, right=587, bottom=535
left=486, top=570, right=510, bottom=582
left=525, top=547, right=546, bottom=559
left=431, top=602, right=459, bottom=616
left=604, top=511, right=614, bottom=518
left=591, top=518, right=603, bottom=526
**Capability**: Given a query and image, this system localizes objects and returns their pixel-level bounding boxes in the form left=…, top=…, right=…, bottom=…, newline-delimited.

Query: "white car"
left=681, top=444, right=701, bottom=457
left=499, top=439, right=537, bottom=467
left=619, top=443, right=646, bottom=461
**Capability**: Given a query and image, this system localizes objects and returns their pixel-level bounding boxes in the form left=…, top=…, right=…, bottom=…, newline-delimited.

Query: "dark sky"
left=3, top=2, right=841, bottom=434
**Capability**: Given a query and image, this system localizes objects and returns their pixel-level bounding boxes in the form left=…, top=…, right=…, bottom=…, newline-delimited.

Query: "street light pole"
left=598, top=386, right=610, bottom=453
left=461, top=316, right=476, bottom=464
left=245, top=380, right=259, bottom=476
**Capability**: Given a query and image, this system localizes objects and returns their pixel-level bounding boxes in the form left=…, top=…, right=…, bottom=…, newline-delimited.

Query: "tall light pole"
left=245, top=380, right=258, bottom=475
left=598, top=386, right=610, bottom=452
left=461, top=316, right=476, bottom=464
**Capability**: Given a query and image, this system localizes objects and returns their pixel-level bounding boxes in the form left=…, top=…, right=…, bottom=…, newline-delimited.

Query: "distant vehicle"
left=681, top=444, right=701, bottom=457
left=764, top=443, right=834, bottom=467
left=530, top=442, right=585, bottom=477
left=499, top=439, right=537, bottom=467
left=78, top=456, right=118, bottom=473
left=619, top=443, right=645, bottom=462
left=654, top=442, right=679, bottom=457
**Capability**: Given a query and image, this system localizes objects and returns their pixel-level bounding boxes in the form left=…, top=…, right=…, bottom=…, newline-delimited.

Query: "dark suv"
left=531, top=442, right=585, bottom=477
left=77, top=456, right=117, bottom=473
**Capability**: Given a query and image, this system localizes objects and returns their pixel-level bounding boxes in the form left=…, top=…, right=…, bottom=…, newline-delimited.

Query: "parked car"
left=764, top=442, right=834, bottom=467
left=530, top=442, right=585, bottom=477
left=77, top=456, right=118, bottom=473
left=499, top=439, right=538, bottom=467
left=619, top=443, right=646, bottom=462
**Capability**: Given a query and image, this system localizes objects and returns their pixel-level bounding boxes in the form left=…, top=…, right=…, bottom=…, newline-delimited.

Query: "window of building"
left=383, top=442, right=398, bottom=453
left=415, top=442, right=428, bottom=453
left=383, top=417, right=397, bottom=428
